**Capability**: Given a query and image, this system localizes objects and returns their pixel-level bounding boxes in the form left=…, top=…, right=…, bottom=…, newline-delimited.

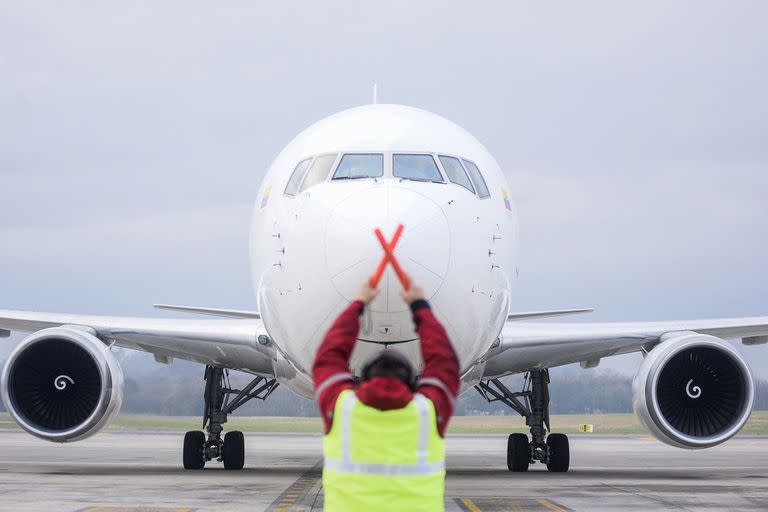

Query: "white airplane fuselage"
left=249, top=105, right=518, bottom=398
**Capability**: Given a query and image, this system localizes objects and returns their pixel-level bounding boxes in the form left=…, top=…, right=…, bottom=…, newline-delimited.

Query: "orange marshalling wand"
left=369, top=224, right=410, bottom=290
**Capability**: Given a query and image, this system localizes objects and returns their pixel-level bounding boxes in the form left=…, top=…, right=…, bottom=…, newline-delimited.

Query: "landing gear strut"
left=475, top=369, right=569, bottom=472
left=183, top=365, right=278, bottom=470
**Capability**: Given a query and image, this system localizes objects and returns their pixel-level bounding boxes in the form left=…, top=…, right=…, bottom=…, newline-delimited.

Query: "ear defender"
left=361, top=350, right=417, bottom=391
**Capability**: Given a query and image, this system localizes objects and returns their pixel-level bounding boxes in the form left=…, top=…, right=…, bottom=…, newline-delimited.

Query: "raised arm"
left=402, top=285, right=460, bottom=437
left=312, top=282, right=379, bottom=432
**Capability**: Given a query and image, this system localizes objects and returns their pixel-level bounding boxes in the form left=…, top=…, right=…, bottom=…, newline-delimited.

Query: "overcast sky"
left=1, top=2, right=767, bottom=377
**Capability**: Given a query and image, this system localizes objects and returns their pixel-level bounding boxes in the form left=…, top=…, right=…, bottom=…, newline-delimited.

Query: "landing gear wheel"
left=223, top=430, right=245, bottom=470
left=183, top=430, right=206, bottom=470
left=507, top=433, right=530, bottom=472
left=546, top=433, right=569, bottom=472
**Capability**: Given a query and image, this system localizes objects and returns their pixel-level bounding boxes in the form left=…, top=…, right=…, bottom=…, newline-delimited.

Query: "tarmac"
left=0, top=430, right=766, bottom=511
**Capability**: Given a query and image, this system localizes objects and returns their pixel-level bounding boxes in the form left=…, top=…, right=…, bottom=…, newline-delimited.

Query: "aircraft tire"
left=507, top=433, right=530, bottom=472
left=223, top=431, right=245, bottom=470
left=183, top=430, right=206, bottom=470
left=546, top=433, right=569, bottom=472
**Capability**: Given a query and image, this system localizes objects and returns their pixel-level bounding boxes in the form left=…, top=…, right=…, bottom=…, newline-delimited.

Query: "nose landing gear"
left=476, top=370, right=570, bottom=472
left=182, top=365, right=278, bottom=470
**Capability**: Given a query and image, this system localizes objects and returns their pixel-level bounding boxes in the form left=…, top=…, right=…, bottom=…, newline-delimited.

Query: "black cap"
left=361, top=350, right=417, bottom=391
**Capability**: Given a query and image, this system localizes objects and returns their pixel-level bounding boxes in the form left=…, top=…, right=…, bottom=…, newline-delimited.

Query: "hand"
left=400, top=282, right=425, bottom=305
left=355, top=281, right=380, bottom=305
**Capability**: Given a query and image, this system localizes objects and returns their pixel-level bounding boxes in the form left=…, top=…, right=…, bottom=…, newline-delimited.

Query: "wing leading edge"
left=482, top=315, right=768, bottom=378
left=507, top=308, right=593, bottom=321
left=0, top=309, right=275, bottom=375
left=153, top=304, right=261, bottom=319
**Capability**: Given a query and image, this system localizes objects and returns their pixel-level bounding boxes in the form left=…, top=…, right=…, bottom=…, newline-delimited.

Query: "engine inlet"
left=9, top=338, right=103, bottom=431
left=656, top=347, right=747, bottom=438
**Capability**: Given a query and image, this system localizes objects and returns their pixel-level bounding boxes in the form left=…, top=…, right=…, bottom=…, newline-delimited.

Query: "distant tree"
left=755, top=379, right=768, bottom=410
left=2, top=364, right=767, bottom=416
left=121, top=371, right=317, bottom=416
left=456, top=371, right=768, bottom=416
left=455, top=370, right=633, bottom=415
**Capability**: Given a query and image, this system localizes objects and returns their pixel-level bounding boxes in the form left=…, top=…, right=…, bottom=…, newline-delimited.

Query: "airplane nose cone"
left=325, top=185, right=449, bottom=313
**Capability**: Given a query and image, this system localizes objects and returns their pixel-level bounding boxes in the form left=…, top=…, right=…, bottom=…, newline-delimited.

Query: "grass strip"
left=4, top=411, right=766, bottom=435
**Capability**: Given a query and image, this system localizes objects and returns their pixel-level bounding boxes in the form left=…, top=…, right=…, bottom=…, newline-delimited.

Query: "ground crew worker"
left=313, top=280, right=460, bottom=512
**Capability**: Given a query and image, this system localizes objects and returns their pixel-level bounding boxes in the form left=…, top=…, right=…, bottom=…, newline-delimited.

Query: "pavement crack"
left=600, top=483, right=693, bottom=511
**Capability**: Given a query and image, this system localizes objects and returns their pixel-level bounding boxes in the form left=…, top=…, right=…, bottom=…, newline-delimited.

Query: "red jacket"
left=312, top=299, right=460, bottom=437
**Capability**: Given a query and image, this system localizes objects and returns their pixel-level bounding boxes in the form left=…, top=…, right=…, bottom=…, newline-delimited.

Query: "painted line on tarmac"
left=458, top=498, right=483, bottom=512
left=265, top=460, right=323, bottom=511
left=457, top=497, right=573, bottom=511
left=78, top=508, right=192, bottom=512
left=537, top=498, right=573, bottom=512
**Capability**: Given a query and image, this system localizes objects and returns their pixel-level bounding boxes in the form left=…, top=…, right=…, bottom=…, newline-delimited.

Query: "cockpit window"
left=284, top=158, right=312, bottom=197
left=462, top=159, right=490, bottom=198
left=438, top=155, right=475, bottom=193
left=299, top=154, right=337, bottom=193
left=393, top=154, right=444, bottom=183
left=333, top=153, right=384, bottom=180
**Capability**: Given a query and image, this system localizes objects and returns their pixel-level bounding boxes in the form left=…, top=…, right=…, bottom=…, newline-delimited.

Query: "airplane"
left=1, top=103, right=766, bottom=473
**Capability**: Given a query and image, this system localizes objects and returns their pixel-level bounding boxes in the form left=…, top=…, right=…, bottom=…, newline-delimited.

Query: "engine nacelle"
left=1, top=326, right=124, bottom=442
left=632, top=332, right=754, bottom=449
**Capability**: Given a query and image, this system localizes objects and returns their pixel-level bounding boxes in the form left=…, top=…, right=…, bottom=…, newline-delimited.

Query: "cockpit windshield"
left=438, top=155, right=474, bottom=193
left=393, top=154, right=444, bottom=183
left=462, top=159, right=490, bottom=198
left=299, top=154, right=337, bottom=193
left=332, top=154, right=384, bottom=180
left=284, top=158, right=312, bottom=197
left=285, top=151, right=490, bottom=199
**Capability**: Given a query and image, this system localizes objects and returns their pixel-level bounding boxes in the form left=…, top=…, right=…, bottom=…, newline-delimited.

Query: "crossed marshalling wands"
left=369, top=224, right=410, bottom=291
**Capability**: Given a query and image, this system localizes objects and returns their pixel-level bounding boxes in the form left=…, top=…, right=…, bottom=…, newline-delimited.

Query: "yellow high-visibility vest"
left=322, top=389, right=446, bottom=512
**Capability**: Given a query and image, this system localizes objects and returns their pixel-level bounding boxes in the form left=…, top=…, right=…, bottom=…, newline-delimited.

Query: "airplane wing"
left=152, top=304, right=261, bottom=319
left=506, top=308, right=593, bottom=321
left=482, top=315, right=768, bottom=377
left=0, top=309, right=276, bottom=375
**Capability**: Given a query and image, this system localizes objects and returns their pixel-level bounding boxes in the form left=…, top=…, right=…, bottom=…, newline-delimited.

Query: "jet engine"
left=632, top=332, right=754, bottom=449
left=1, top=326, right=124, bottom=442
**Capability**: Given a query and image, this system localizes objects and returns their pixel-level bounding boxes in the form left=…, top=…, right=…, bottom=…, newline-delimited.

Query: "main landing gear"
left=475, top=369, right=569, bottom=472
left=183, top=365, right=278, bottom=470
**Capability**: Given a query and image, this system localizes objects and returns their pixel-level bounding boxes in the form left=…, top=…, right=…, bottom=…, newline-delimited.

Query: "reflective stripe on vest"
left=324, top=390, right=445, bottom=476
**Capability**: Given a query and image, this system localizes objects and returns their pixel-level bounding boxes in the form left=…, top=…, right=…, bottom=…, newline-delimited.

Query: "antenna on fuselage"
left=372, top=82, right=378, bottom=104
